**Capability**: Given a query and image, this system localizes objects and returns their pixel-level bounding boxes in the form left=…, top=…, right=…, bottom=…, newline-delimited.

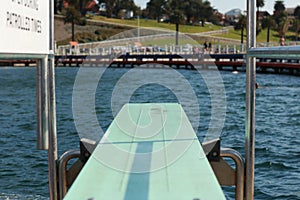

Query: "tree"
left=274, top=0, right=285, bottom=15
left=64, top=6, right=81, bottom=41
left=165, top=0, right=186, bottom=45
left=97, top=0, right=117, bottom=18
left=257, top=0, right=264, bottom=12
left=114, top=0, right=136, bottom=18
left=199, top=1, right=214, bottom=27
left=294, top=6, right=300, bottom=40
left=54, top=0, right=58, bottom=14
left=64, top=0, right=90, bottom=16
left=79, top=0, right=89, bottom=16
left=146, top=0, right=214, bottom=27
left=56, top=0, right=67, bottom=14
left=120, top=0, right=138, bottom=13
left=146, top=0, right=166, bottom=22
left=262, top=16, right=275, bottom=43
left=256, top=0, right=264, bottom=32
left=98, top=0, right=139, bottom=19
left=184, top=0, right=214, bottom=26
left=273, top=1, right=287, bottom=37
left=182, top=0, right=193, bottom=24
left=234, top=14, right=246, bottom=43
left=62, top=0, right=91, bottom=41
left=294, top=6, right=300, bottom=19
left=180, top=0, right=198, bottom=24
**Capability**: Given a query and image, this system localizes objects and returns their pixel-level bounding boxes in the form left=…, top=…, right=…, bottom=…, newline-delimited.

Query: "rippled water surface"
left=0, top=67, right=299, bottom=199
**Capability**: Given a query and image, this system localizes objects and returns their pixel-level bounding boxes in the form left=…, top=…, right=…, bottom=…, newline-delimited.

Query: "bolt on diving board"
left=64, top=103, right=226, bottom=200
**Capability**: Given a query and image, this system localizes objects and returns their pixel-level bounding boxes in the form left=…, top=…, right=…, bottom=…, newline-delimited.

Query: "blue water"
left=0, top=67, right=299, bottom=199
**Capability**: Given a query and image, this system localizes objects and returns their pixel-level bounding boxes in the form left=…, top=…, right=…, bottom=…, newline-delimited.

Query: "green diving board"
left=64, top=103, right=226, bottom=200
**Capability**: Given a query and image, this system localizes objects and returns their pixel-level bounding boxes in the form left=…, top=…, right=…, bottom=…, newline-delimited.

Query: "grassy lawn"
left=91, top=16, right=290, bottom=43
left=59, top=16, right=295, bottom=45
left=213, top=27, right=297, bottom=44
left=91, top=15, right=223, bottom=33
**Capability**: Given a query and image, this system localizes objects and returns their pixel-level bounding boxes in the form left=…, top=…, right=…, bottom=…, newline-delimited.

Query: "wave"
left=255, top=188, right=300, bottom=200
left=256, top=161, right=297, bottom=170
left=0, top=193, right=48, bottom=200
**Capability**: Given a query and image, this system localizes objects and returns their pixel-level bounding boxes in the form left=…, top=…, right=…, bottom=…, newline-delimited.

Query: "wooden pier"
left=54, top=53, right=244, bottom=70
left=54, top=53, right=300, bottom=75
left=1, top=53, right=300, bottom=75
left=0, top=59, right=37, bottom=67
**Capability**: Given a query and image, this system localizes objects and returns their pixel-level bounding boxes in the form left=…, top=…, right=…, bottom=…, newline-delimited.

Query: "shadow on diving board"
left=63, top=103, right=226, bottom=200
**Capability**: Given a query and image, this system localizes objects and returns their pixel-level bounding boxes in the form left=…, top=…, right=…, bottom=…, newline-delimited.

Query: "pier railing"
left=55, top=40, right=300, bottom=57
left=56, top=43, right=246, bottom=56
left=257, top=41, right=300, bottom=47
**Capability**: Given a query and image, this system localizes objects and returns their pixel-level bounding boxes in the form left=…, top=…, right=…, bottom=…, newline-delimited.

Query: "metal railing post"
left=48, top=54, right=58, bottom=200
left=48, top=0, right=58, bottom=199
left=246, top=0, right=256, bottom=199
left=36, top=58, right=49, bottom=150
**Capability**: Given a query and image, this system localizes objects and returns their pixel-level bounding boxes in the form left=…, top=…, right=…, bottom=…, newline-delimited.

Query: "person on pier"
left=203, top=41, right=208, bottom=52
left=279, top=37, right=285, bottom=46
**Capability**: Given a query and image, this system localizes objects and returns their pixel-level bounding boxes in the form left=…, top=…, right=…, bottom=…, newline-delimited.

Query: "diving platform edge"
left=63, top=103, right=226, bottom=200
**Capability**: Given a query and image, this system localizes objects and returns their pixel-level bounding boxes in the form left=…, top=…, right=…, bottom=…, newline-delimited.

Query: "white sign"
left=0, top=0, right=49, bottom=54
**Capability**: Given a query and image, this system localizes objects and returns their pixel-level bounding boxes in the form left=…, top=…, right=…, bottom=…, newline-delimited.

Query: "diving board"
left=64, top=103, right=226, bottom=200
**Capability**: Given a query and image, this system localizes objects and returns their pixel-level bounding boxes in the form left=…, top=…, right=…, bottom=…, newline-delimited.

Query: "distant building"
left=257, top=11, right=270, bottom=21
left=286, top=7, right=296, bottom=28
left=159, top=14, right=170, bottom=23
left=85, top=1, right=99, bottom=13
left=126, top=10, right=134, bottom=19
left=286, top=7, right=295, bottom=20
left=214, top=11, right=226, bottom=25
left=99, top=3, right=106, bottom=12
left=225, top=8, right=242, bottom=24
left=257, top=11, right=270, bottom=28
left=61, top=0, right=99, bottom=13
left=119, top=9, right=134, bottom=19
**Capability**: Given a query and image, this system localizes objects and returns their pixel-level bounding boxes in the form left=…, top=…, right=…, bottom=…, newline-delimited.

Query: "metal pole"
left=246, top=0, right=256, bottom=199
left=48, top=54, right=58, bottom=200
left=36, top=60, right=42, bottom=148
left=37, top=58, right=49, bottom=150
left=48, top=57, right=58, bottom=200
left=48, top=0, right=58, bottom=199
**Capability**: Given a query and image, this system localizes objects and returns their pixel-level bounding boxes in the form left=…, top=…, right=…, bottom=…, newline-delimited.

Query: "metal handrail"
left=221, top=148, right=245, bottom=200
left=248, top=45, right=300, bottom=59
left=58, top=150, right=81, bottom=200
